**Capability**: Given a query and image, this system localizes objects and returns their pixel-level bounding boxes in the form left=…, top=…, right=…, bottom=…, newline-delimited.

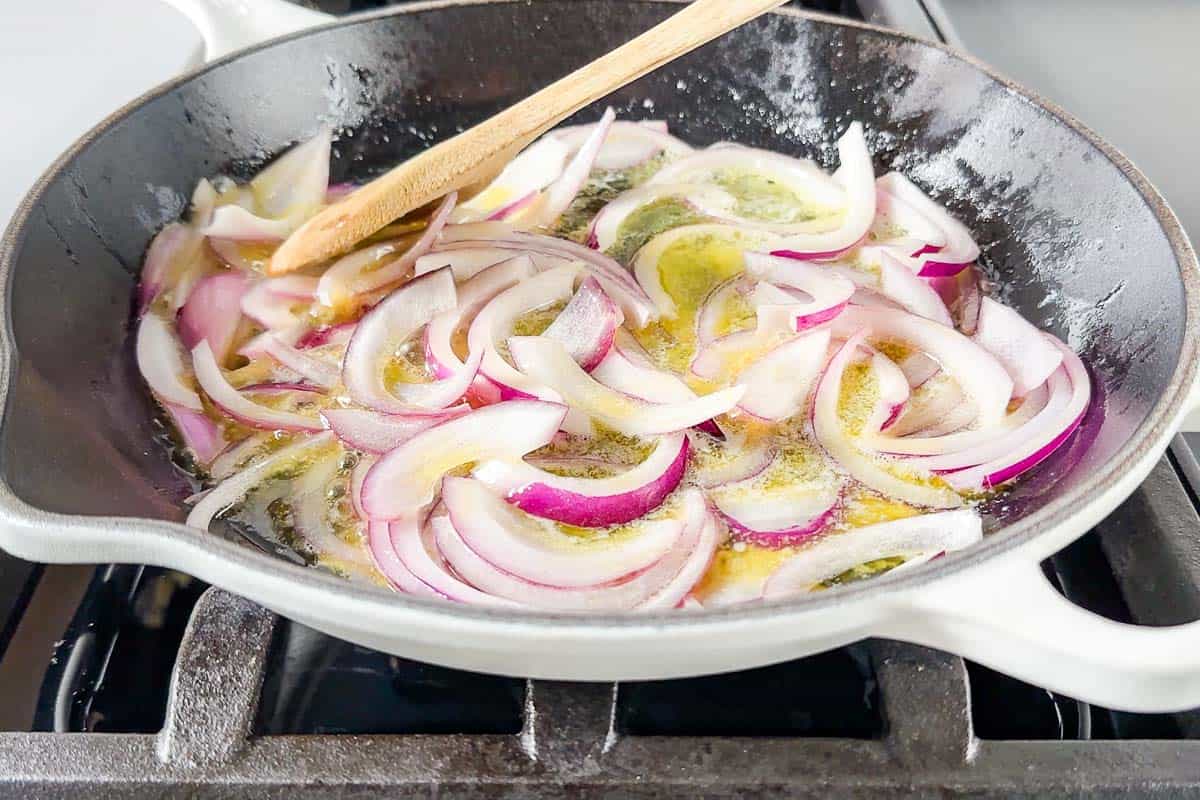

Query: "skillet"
left=2, top=0, right=1199, bottom=712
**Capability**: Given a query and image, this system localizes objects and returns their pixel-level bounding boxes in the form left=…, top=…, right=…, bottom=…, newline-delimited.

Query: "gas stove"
left=2, top=0, right=1200, bottom=797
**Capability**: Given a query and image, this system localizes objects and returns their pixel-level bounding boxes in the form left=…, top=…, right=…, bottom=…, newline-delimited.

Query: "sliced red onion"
left=743, top=252, right=855, bottom=331
left=258, top=335, right=340, bottom=389
left=508, top=336, right=743, bottom=436
left=710, top=452, right=844, bottom=546
left=972, top=297, right=1062, bottom=397
left=240, top=381, right=323, bottom=396
left=431, top=494, right=706, bottom=612
left=317, top=192, right=456, bottom=306
left=812, top=332, right=962, bottom=508
left=237, top=322, right=306, bottom=360
left=871, top=182, right=946, bottom=255
left=525, top=107, right=614, bottom=228
left=689, top=284, right=810, bottom=382
left=442, top=476, right=682, bottom=588
left=542, top=276, right=623, bottom=371
left=342, top=267, right=471, bottom=412
left=325, top=182, right=357, bottom=203
left=192, top=341, right=324, bottom=432
left=885, top=374, right=975, bottom=438
left=761, top=509, right=982, bottom=598
left=425, top=256, right=537, bottom=379
left=870, top=382, right=1049, bottom=459
left=241, top=275, right=318, bottom=331
left=876, top=251, right=952, bottom=326
left=367, top=518, right=442, bottom=597
left=831, top=305, right=1013, bottom=428
left=487, top=191, right=540, bottom=222
left=136, top=313, right=203, bottom=411
left=289, top=455, right=372, bottom=569
left=589, top=183, right=737, bottom=251
left=636, top=509, right=721, bottom=611
left=929, top=263, right=984, bottom=335
left=164, top=403, right=225, bottom=464
left=899, top=351, right=940, bottom=389
left=591, top=330, right=697, bottom=403
left=210, top=432, right=272, bottom=481
left=202, top=205, right=292, bottom=242
left=691, top=428, right=774, bottom=489
left=186, top=432, right=335, bottom=530
left=768, top=122, right=875, bottom=260
left=695, top=275, right=756, bottom=346
left=177, top=271, right=249, bottom=367
left=452, top=136, right=570, bottom=223
left=322, top=406, right=469, bottom=454
left=736, top=328, right=831, bottom=421
left=414, top=247, right=522, bottom=280
left=296, top=322, right=356, bottom=350
left=875, top=172, right=979, bottom=276
left=466, top=263, right=578, bottom=400
left=388, top=515, right=521, bottom=606
left=138, top=223, right=195, bottom=316
left=359, top=400, right=566, bottom=518
left=473, top=432, right=687, bottom=526
left=436, top=228, right=657, bottom=325
left=861, top=348, right=911, bottom=432
left=349, top=454, right=374, bottom=520
left=551, top=118, right=691, bottom=171
left=936, top=338, right=1089, bottom=489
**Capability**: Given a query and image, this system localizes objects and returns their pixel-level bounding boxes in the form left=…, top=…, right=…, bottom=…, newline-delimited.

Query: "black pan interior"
left=0, top=2, right=1185, bottom=542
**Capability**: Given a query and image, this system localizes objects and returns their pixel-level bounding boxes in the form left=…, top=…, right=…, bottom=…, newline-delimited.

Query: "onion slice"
left=178, top=271, right=249, bottom=366
left=832, top=305, right=1013, bottom=429
left=425, top=256, right=537, bottom=378
left=542, top=276, right=623, bottom=371
left=367, top=518, right=442, bottom=597
left=259, top=335, right=340, bottom=389
left=710, top=451, right=844, bottom=546
left=473, top=432, right=687, bottom=526
left=164, top=403, right=225, bottom=465
left=939, top=337, right=1089, bottom=489
left=735, top=328, right=831, bottom=421
left=590, top=330, right=696, bottom=403
left=589, top=183, right=737, bottom=251
left=508, top=336, right=743, bottom=436
left=453, top=137, right=571, bottom=223
left=317, top=192, right=456, bottom=306
left=192, top=341, right=324, bottom=432
left=432, top=491, right=709, bottom=612
left=552, top=119, right=691, bottom=171
left=876, top=251, right=952, bottom=326
left=743, top=252, right=855, bottom=331
left=466, top=263, right=578, bottom=400
left=875, top=172, right=979, bottom=276
left=342, top=267, right=467, bottom=412
left=762, top=509, right=982, bottom=598
left=525, top=107, right=614, bottom=228
left=768, top=122, right=875, bottom=260
left=186, top=432, right=335, bottom=530
left=391, top=516, right=520, bottom=606
left=322, top=406, right=470, bottom=454
left=972, top=297, right=1062, bottom=396
left=241, top=275, right=318, bottom=331
left=812, top=331, right=962, bottom=508
left=442, top=476, right=687, bottom=588
left=137, top=313, right=203, bottom=411
left=359, top=400, right=566, bottom=518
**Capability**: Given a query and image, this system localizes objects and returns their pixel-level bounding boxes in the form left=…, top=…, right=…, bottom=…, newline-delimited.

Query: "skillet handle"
left=882, top=553, right=1200, bottom=712
left=159, top=0, right=332, bottom=63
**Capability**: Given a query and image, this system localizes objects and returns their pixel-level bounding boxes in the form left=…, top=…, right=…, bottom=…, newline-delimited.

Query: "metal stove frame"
left=0, top=444, right=1198, bottom=798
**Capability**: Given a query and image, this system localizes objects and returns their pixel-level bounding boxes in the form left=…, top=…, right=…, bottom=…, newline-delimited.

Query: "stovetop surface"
left=2, top=0, right=1200, bottom=796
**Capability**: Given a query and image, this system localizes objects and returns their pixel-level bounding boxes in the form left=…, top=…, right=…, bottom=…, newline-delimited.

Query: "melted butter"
left=712, top=168, right=836, bottom=225
left=383, top=336, right=433, bottom=386
left=873, top=340, right=915, bottom=363
left=232, top=242, right=277, bottom=273
left=609, top=198, right=706, bottom=264
left=632, top=231, right=754, bottom=375
left=841, top=491, right=921, bottom=528
left=692, top=543, right=797, bottom=602
left=837, top=361, right=879, bottom=437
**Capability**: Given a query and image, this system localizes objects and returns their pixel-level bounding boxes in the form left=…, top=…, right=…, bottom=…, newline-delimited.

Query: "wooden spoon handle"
left=270, top=0, right=788, bottom=274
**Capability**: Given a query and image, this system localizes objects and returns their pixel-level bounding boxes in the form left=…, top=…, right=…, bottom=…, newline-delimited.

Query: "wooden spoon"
left=269, top=0, right=789, bottom=275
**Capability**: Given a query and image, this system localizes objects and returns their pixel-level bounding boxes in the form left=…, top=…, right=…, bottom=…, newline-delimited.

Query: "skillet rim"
left=0, top=0, right=1195, bottom=634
